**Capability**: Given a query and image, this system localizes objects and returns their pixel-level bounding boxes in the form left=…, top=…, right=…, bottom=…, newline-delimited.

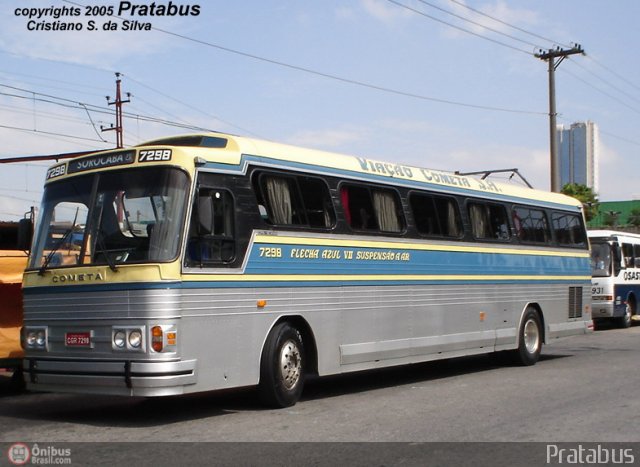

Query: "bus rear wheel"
left=258, top=322, right=305, bottom=408
left=513, top=308, right=542, bottom=366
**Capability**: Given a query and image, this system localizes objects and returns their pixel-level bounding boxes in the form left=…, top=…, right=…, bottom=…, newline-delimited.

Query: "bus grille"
left=568, top=287, right=583, bottom=319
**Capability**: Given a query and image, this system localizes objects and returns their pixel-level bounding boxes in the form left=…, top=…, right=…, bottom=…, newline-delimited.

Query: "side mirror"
left=17, top=218, right=33, bottom=251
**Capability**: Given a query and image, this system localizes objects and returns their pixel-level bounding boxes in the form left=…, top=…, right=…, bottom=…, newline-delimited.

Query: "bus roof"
left=54, top=131, right=584, bottom=210
left=588, top=230, right=640, bottom=240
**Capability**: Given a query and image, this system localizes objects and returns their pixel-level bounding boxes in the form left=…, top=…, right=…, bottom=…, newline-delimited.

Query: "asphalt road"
left=0, top=326, right=638, bottom=465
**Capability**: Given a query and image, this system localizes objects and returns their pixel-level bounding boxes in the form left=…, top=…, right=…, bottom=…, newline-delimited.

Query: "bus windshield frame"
left=28, top=166, right=190, bottom=271
left=590, top=241, right=613, bottom=278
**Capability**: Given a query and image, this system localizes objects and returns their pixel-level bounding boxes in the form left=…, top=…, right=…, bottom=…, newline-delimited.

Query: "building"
left=588, top=200, right=640, bottom=230
left=557, top=121, right=599, bottom=193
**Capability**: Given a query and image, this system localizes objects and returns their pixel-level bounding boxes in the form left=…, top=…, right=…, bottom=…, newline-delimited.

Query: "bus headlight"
left=113, top=330, right=126, bottom=349
left=22, top=327, right=48, bottom=351
left=128, top=330, right=142, bottom=349
left=112, top=326, right=145, bottom=352
left=36, top=331, right=46, bottom=347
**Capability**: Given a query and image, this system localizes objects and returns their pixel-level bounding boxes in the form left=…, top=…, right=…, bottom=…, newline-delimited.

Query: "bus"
left=0, top=219, right=32, bottom=391
left=21, top=133, right=592, bottom=407
left=589, top=230, right=640, bottom=329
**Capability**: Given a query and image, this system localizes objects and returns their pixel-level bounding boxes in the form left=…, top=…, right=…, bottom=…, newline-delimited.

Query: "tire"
left=618, top=302, right=633, bottom=329
left=513, top=308, right=542, bottom=366
left=258, top=322, right=305, bottom=408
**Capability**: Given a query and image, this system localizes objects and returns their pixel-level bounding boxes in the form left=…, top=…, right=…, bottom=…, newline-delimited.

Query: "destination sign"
left=68, top=150, right=135, bottom=174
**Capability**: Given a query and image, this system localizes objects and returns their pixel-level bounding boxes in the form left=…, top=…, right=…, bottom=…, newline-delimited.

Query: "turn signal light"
left=151, top=326, right=163, bottom=352
left=150, top=325, right=178, bottom=353
left=166, top=331, right=177, bottom=346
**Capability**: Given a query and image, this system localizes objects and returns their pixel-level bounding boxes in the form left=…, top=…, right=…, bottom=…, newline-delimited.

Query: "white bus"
left=21, top=133, right=592, bottom=407
left=589, top=230, right=640, bottom=328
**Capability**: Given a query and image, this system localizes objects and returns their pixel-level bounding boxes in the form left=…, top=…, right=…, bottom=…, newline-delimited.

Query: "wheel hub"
left=523, top=319, right=540, bottom=354
left=279, top=339, right=302, bottom=390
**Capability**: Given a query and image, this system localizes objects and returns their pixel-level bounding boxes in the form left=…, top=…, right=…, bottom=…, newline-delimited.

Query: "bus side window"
left=622, top=243, right=634, bottom=269
left=253, top=171, right=335, bottom=229
left=634, top=244, right=640, bottom=268
left=186, top=188, right=235, bottom=266
left=551, top=212, right=587, bottom=247
left=468, top=202, right=510, bottom=241
left=410, top=192, right=461, bottom=238
left=341, top=184, right=404, bottom=233
left=512, top=206, right=550, bottom=243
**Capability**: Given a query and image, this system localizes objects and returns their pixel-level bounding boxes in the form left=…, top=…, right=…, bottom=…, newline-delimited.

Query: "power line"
left=148, top=27, right=544, bottom=115
left=559, top=67, right=640, bottom=116
left=567, top=58, right=640, bottom=106
left=0, top=84, right=219, bottom=133
left=385, top=0, right=533, bottom=55
left=584, top=55, right=640, bottom=94
left=599, top=129, right=640, bottom=148
left=0, top=68, right=110, bottom=93
left=0, top=124, right=113, bottom=144
left=0, top=193, right=43, bottom=204
left=445, top=0, right=572, bottom=49
left=0, top=102, right=106, bottom=127
left=413, top=0, right=542, bottom=49
left=58, top=0, right=544, bottom=116
left=122, top=74, right=261, bottom=137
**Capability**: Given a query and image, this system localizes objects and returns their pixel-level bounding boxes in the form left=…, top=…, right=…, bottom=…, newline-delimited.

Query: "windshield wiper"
left=38, top=208, right=79, bottom=276
left=94, top=228, right=118, bottom=272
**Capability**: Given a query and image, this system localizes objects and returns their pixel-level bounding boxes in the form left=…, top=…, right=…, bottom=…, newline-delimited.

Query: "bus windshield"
left=591, top=241, right=612, bottom=277
left=29, top=167, right=190, bottom=270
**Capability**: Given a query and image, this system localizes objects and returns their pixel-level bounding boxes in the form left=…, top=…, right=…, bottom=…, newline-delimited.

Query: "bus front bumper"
left=591, top=300, right=617, bottom=319
left=22, top=358, right=197, bottom=397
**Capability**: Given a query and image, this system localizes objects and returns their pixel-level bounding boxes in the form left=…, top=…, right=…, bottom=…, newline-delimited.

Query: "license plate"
left=65, top=332, right=92, bottom=347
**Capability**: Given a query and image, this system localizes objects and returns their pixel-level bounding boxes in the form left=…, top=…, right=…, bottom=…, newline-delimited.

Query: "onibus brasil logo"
left=7, top=443, right=72, bottom=465
left=7, top=443, right=30, bottom=465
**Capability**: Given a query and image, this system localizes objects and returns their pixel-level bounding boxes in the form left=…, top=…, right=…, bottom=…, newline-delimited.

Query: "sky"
left=1, top=0, right=639, bottom=221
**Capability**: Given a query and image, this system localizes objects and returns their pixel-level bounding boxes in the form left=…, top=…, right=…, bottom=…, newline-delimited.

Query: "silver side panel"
left=23, top=283, right=590, bottom=396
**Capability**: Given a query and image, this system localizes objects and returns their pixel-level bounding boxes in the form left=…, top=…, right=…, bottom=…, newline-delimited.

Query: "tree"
left=560, top=183, right=599, bottom=222
left=603, top=211, right=621, bottom=228
left=628, top=208, right=640, bottom=228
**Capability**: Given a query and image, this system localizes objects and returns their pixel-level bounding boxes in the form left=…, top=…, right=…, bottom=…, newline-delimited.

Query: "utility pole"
left=535, top=44, right=584, bottom=192
left=101, top=72, right=131, bottom=148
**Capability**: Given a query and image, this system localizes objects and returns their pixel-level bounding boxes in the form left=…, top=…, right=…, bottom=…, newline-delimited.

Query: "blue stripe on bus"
left=244, top=244, right=590, bottom=276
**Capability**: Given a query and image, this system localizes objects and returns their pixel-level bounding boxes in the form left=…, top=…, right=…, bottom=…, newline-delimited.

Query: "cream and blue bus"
left=589, top=230, right=640, bottom=329
left=21, top=133, right=592, bottom=407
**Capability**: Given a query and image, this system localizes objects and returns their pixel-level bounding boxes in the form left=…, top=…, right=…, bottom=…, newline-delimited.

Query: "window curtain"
left=446, top=201, right=459, bottom=237
left=470, top=204, right=487, bottom=238
left=373, top=190, right=400, bottom=232
left=341, top=187, right=351, bottom=225
left=265, top=177, right=292, bottom=224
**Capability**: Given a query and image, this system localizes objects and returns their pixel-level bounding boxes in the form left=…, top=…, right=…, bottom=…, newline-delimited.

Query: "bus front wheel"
left=513, top=308, right=542, bottom=366
left=258, top=322, right=305, bottom=408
